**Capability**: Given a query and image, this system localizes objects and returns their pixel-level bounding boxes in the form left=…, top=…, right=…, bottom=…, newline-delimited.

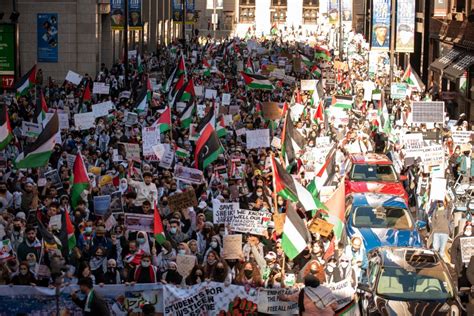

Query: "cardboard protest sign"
left=222, top=234, right=243, bottom=260
left=74, top=112, right=96, bottom=130
left=213, top=202, right=239, bottom=224
left=92, top=82, right=110, bottom=95
left=272, top=213, right=285, bottom=235
left=460, top=237, right=474, bottom=263
left=93, top=195, right=111, bottom=217
left=257, top=288, right=299, bottom=314
left=92, top=101, right=115, bottom=117
left=301, top=79, right=318, bottom=91
left=124, top=213, right=154, bottom=233
left=44, top=169, right=63, bottom=189
left=174, top=165, right=204, bottom=184
left=246, top=129, right=270, bottom=149
left=65, top=70, right=83, bottom=85
left=48, top=214, right=62, bottom=230
left=452, top=131, right=474, bottom=144
left=21, top=121, right=42, bottom=137
left=262, top=102, right=282, bottom=120
left=231, top=209, right=271, bottom=236
left=309, top=218, right=334, bottom=237
left=110, top=191, right=123, bottom=213
left=142, top=127, right=161, bottom=155
left=176, top=255, right=196, bottom=278
left=168, top=189, right=198, bottom=213
left=205, top=89, right=217, bottom=99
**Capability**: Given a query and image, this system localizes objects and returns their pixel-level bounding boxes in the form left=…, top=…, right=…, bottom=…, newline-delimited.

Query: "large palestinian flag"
left=402, top=64, right=425, bottom=92
left=271, top=156, right=317, bottom=212
left=194, top=124, right=224, bottom=170
left=34, top=90, right=49, bottom=125
left=152, top=107, right=171, bottom=133
left=154, top=203, right=166, bottom=245
left=15, top=64, right=36, bottom=97
left=179, top=102, right=195, bottom=129
left=71, top=152, right=89, bottom=208
left=15, top=112, right=59, bottom=168
left=0, top=104, right=13, bottom=151
left=241, top=72, right=274, bottom=90
left=281, top=109, right=304, bottom=171
left=134, top=89, right=148, bottom=113
left=281, top=202, right=311, bottom=260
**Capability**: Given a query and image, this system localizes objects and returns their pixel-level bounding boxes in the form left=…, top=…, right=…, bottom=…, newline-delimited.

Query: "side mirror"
left=399, top=175, right=408, bottom=181
left=358, top=283, right=372, bottom=293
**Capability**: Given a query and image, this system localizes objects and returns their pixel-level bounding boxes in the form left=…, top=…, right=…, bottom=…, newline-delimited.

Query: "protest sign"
left=65, top=70, right=83, bottom=85
left=119, top=90, right=131, bottom=99
left=0, top=239, right=13, bottom=260
left=92, top=100, right=115, bottom=117
left=412, top=101, right=445, bottom=123
left=391, top=83, right=408, bottom=99
left=48, top=214, right=62, bottom=230
left=74, top=112, right=96, bottom=130
left=222, top=234, right=243, bottom=260
left=93, top=195, right=111, bottom=217
left=460, top=237, right=474, bottom=263
left=246, top=129, right=270, bottom=149
left=231, top=209, right=271, bottom=236
left=452, top=131, right=474, bottom=144
left=429, top=177, right=447, bottom=202
left=262, top=102, right=282, bottom=120
left=236, top=128, right=246, bottom=137
left=326, top=279, right=356, bottom=310
left=272, top=213, right=285, bottom=235
left=221, top=93, right=231, bottom=105
left=124, top=111, right=138, bottom=126
left=194, top=85, right=203, bottom=96
left=21, top=121, right=42, bottom=137
left=205, top=88, right=217, bottom=99
left=66, top=153, right=76, bottom=168
left=44, top=169, right=62, bottom=189
left=152, top=143, right=171, bottom=160
left=142, top=127, right=161, bottom=155
left=45, top=112, right=69, bottom=129
left=213, top=202, right=239, bottom=224
left=271, top=136, right=281, bottom=149
left=124, top=213, right=154, bottom=233
left=109, top=191, right=123, bottom=213
left=301, top=79, right=317, bottom=91
left=196, top=104, right=206, bottom=118
left=176, top=255, right=196, bottom=278
left=309, top=218, right=334, bottom=237
left=104, top=213, right=117, bottom=231
left=158, top=150, right=174, bottom=169
left=257, top=288, right=299, bottom=314
left=118, top=143, right=141, bottom=160
left=92, top=82, right=110, bottom=94
left=173, top=165, right=204, bottom=184
left=168, top=189, right=198, bottom=213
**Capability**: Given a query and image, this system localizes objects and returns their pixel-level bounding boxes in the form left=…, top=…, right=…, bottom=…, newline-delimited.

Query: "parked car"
left=344, top=153, right=408, bottom=204
left=343, top=193, right=422, bottom=252
left=358, top=247, right=463, bottom=316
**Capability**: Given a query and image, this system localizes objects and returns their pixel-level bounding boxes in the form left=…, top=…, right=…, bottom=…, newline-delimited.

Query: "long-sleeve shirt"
left=128, top=179, right=158, bottom=206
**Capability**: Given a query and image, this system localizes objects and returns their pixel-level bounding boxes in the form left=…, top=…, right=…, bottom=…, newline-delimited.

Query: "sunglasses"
left=340, top=260, right=350, bottom=262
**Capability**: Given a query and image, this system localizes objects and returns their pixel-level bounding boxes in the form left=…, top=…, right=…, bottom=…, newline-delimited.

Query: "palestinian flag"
left=311, top=64, right=322, bottom=78
left=402, top=64, right=425, bottom=92
left=173, top=78, right=195, bottom=105
left=154, top=203, right=166, bottom=245
left=15, top=112, right=59, bottom=169
left=194, top=123, right=224, bottom=170
left=64, top=210, right=76, bottom=252
left=195, top=104, right=216, bottom=135
left=180, top=102, right=195, bottom=129
left=241, top=72, right=274, bottom=90
left=34, top=90, right=49, bottom=125
left=216, top=115, right=227, bottom=138
left=175, top=146, right=190, bottom=159
left=271, top=156, right=317, bottom=212
left=163, top=66, right=177, bottom=93
left=71, top=152, right=89, bottom=208
left=270, top=23, right=278, bottom=35
left=314, top=46, right=331, bottom=61
left=300, top=53, right=314, bottom=68
left=281, top=202, right=310, bottom=260
left=307, top=179, right=329, bottom=217
left=0, top=104, right=13, bottom=151
left=168, top=74, right=185, bottom=103
left=153, top=107, right=171, bottom=133
left=82, top=82, right=92, bottom=104
left=176, top=53, right=187, bottom=78
left=146, top=78, right=153, bottom=101
left=321, top=181, right=345, bottom=241
left=313, top=100, right=324, bottom=124
left=15, top=64, right=36, bottom=97
left=331, top=95, right=353, bottom=109
left=202, top=59, right=211, bottom=76
left=134, top=89, right=148, bottom=113
left=245, top=57, right=254, bottom=74
left=281, top=109, right=304, bottom=171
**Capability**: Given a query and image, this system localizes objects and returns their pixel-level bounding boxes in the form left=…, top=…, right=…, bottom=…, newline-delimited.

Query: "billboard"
left=395, top=0, right=415, bottom=52
left=110, top=0, right=125, bottom=30
left=128, top=0, right=142, bottom=30
left=172, top=0, right=195, bottom=23
left=0, top=24, right=15, bottom=89
left=206, top=0, right=223, bottom=10
left=371, top=0, right=390, bottom=51
left=342, top=0, right=352, bottom=23
left=37, top=13, right=58, bottom=63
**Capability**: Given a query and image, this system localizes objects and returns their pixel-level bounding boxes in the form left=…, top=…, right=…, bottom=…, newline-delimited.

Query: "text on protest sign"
left=74, top=112, right=96, bottom=130
left=65, top=70, right=83, bottom=85
left=246, top=129, right=270, bottom=149
left=92, top=101, right=115, bottom=117
left=21, top=121, right=42, bottom=137
left=124, top=213, right=154, bottom=233
left=221, top=93, right=231, bottom=105
left=460, top=237, right=474, bottom=263
left=231, top=209, right=271, bottom=236
left=168, top=189, right=198, bottom=213
left=92, top=82, right=110, bottom=95
left=452, top=131, right=474, bottom=144
left=142, top=127, right=161, bottom=155
left=325, top=279, right=356, bottom=310
left=257, top=288, right=299, bottom=315
left=301, top=79, right=318, bottom=91
left=174, top=165, right=204, bottom=184
left=45, top=112, right=69, bottom=129
left=213, top=202, right=239, bottom=224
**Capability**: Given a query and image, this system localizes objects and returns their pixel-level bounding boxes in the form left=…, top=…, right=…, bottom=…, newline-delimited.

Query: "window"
left=303, top=9, right=318, bottom=24
left=350, top=164, right=398, bottom=182
left=352, top=207, right=413, bottom=230
left=239, top=0, right=256, bottom=23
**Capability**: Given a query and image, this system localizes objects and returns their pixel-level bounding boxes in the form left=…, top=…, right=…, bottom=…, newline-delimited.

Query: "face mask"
left=178, top=249, right=186, bottom=255
left=327, top=266, right=334, bottom=273
left=137, top=238, right=146, bottom=244
left=210, top=241, right=218, bottom=248
left=14, top=226, right=21, bottom=232
left=28, top=261, right=36, bottom=267
left=256, top=192, right=262, bottom=197
left=207, top=259, right=216, bottom=265
left=170, top=227, right=177, bottom=234
left=465, top=230, right=472, bottom=236
left=141, top=262, right=151, bottom=268
left=341, top=262, right=349, bottom=268
left=85, top=227, right=92, bottom=233
left=244, top=270, right=253, bottom=278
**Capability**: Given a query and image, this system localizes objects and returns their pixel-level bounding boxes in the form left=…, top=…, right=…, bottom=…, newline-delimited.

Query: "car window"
left=353, top=207, right=413, bottom=229
left=350, top=164, right=397, bottom=182
left=368, top=261, right=379, bottom=287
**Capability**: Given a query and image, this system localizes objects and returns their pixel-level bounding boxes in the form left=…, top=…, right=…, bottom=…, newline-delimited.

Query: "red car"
left=344, top=153, right=409, bottom=204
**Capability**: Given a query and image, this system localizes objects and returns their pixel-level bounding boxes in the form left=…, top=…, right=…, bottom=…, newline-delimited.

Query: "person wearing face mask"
left=127, top=254, right=160, bottom=284
left=234, top=261, right=263, bottom=288
left=431, top=200, right=451, bottom=260
left=211, top=260, right=232, bottom=284
left=185, top=265, right=205, bottom=285
left=103, top=259, right=122, bottom=285
left=203, top=250, right=220, bottom=280
left=324, top=257, right=341, bottom=283
left=166, top=219, right=189, bottom=248
left=17, top=226, right=41, bottom=262
left=451, top=223, right=473, bottom=288
left=154, top=241, right=176, bottom=273
left=11, top=262, right=37, bottom=286
left=161, top=261, right=183, bottom=285
left=337, top=254, right=357, bottom=287
left=204, top=235, right=222, bottom=259
left=89, top=247, right=108, bottom=284
left=72, top=277, right=111, bottom=316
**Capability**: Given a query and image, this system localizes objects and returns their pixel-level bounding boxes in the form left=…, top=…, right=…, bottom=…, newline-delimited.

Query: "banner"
left=395, top=0, right=415, bottom=53
left=328, top=0, right=340, bottom=25
left=342, top=0, right=352, bottom=23
left=124, top=213, right=154, bottom=232
left=172, top=0, right=195, bottom=23
left=371, top=0, right=390, bottom=51
left=37, top=13, right=58, bottom=62
left=128, top=0, right=142, bottom=30
left=174, top=165, right=204, bottom=184
left=257, top=288, right=299, bottom=314
left=325, top=279, right=356, bottom=310
left=110, top=0, right=125, bottom=30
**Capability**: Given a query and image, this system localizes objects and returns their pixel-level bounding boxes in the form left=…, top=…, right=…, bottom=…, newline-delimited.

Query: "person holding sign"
left=127, top=172, right=158, bottom=208
left=451, top=223, right=474, bottom=288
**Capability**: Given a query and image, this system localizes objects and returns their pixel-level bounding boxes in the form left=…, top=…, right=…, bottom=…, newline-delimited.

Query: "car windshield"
left=350, top=164, right=397, bottom=182
left=376, top=266, right=454, bottom=300
left=353, top=207, right=413, bottom=229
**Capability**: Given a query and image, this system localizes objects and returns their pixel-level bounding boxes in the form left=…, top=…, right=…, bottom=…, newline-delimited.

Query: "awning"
left=444, top=53, right=474, bottom=81
left=429, top=48, right=463, bottom=72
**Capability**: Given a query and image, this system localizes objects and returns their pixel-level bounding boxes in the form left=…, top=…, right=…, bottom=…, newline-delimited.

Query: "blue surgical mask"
left=85, top=227, right=92, bottom=233
left=137, top=238, right=146, bottom=244
left=178, top=249, right=186, bottom=255
left=170, top=227, right=177, bottom=234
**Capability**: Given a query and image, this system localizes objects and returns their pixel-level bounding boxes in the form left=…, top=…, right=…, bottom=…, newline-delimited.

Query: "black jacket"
left=72, top=289, right=111, bottom=316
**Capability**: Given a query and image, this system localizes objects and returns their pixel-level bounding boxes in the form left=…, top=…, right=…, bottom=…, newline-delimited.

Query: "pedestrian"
left=71, top=277, right=111, bottom=316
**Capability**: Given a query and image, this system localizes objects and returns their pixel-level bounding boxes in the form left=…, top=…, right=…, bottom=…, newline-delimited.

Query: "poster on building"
left=433, top=0, right=448, bottom=17
left=37, top=13, right=58, bottom=62
left=110, top=0, right=125, bottom=30
left=206, top=0, right=223, bottom=10
left=172, top=0, right=195, bottom=23
left=128, top=0, right=142, bottom=30
left=328, top=0, right=340, bottom=25
left=371, top=0, right=390, bottom=51
left=342, top=0, right=352, bottom=23
left=0, top=24, right=15, bottom=77
left=395, top=0, right=415, bottom=53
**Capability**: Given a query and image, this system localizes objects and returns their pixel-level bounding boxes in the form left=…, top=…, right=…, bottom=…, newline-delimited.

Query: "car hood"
left=376, top=298, right=457, bottom=315
left=350, top=227, right=421, bottom=252
left=346, top=181, right=406, bottom=197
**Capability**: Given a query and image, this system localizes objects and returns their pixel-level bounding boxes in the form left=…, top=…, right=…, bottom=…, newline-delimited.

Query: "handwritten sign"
left=309, top=218, right=334, bottom=237
left=176, top=255, right=196, bottom=278
left=452, top=131, right=474, bottom=144
left=142, top=127, right=161, bottom=155
left=92, top=100, right=115, bottom=117
left=213, top=202, right=239, bottom=224
left=74, top=112, right=96, bottom=130
left=93, top=82, right=110, bottom=95
left=257, top=288, right=299, bottom=315
left=124, top=213, right=154, bottom=233
left=460, top=237, right=474, bottom=263
left=21, top=121, right=42, bottom=137
left=231, top=209, right=271, bottom=236
left=246, top=129, right=270, bottom=149
left=222, top=235, right=243, bottom=260
left=65, top=70, right=83, bottom=85
left=168, top=189, right=198, bottom=213
left=221, top=93, right=231, bottom=105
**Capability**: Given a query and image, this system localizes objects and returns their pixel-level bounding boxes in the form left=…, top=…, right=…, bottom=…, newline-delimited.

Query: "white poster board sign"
left=92, top=101, right=115, bottom=117
left=246, top=129, right=270, bottom=149
left=92, top=82, right=110, bottom=95
left=301, top=79, right=318, bottom=91
left=231, top=209, right=271, bottom=236
left=74, top=112, right=96, bottom=130
left=205, top=89, right=217, bottom=100
left=65, top=70, right=83, bottom=85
